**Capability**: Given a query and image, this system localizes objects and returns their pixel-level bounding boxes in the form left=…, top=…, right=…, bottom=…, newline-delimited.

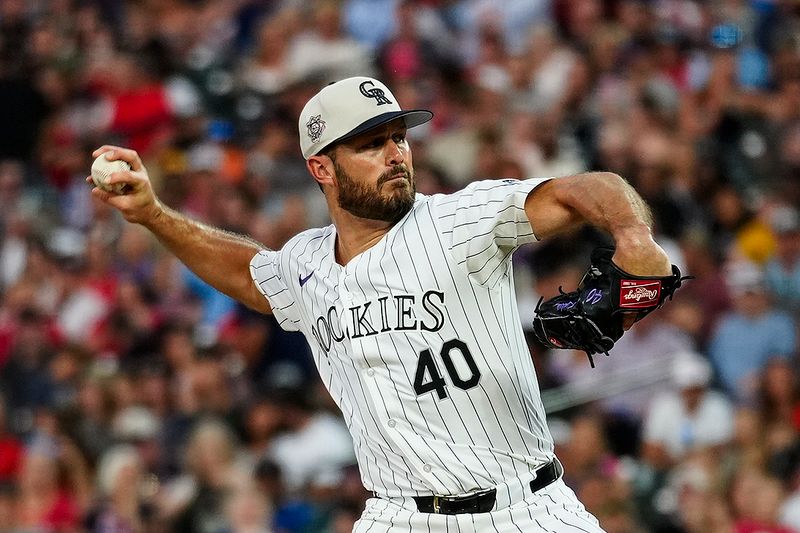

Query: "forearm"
left=528, top=172, right=671, bottom=275
left=144, top=202, right=271, bottom=313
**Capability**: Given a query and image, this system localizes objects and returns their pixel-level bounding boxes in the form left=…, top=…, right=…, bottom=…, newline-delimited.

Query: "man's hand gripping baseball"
left=86, top=145, right=164, bottom=226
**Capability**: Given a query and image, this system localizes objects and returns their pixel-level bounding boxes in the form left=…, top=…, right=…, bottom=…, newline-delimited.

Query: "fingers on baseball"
left=105, top=172, right=136, bottom=194
left=92, top=145, right=144, bottom=172
left=86, top=172, right=135, bottom=195
left=90, top=185, right=115, bottom=202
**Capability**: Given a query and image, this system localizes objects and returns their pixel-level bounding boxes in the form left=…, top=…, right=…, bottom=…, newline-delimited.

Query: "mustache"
left=377, top=165, right=412, bottom=186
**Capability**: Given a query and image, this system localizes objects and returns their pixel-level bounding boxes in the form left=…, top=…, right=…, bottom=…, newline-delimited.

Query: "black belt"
left=412, top=459, right=562, bottom=515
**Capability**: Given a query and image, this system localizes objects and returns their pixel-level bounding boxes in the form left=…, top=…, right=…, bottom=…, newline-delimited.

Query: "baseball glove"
left=532, top=246, right=689, bottom=367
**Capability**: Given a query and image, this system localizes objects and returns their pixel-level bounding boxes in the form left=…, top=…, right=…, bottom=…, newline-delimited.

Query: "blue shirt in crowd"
left=708, top=310, right=796, bottom=401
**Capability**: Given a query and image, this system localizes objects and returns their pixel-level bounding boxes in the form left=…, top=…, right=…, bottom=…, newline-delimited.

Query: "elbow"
left=553, top=171, right=624, bottom=203
left=556, top=170, right=621, bottom=187
left=241, top=281, right=273, bottom=315
left=601, top=172, right=631, bottom=190
left=574, top=171, right=626, bottom=187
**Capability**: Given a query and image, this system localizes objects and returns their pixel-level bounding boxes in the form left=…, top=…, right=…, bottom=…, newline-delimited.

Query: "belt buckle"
left=432, top=495, right=441, bottom=514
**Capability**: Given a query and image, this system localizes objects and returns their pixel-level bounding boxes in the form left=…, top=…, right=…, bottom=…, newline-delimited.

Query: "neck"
left=328, top=197, right=394, bottom=265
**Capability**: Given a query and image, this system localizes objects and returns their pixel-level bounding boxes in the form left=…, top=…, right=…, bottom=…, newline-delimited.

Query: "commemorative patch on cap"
left=619, top=279, right=661, bottom=308
left=306, top=115, right=326, bottom=144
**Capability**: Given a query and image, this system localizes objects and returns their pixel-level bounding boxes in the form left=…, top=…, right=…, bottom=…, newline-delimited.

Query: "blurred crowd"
left=1, top=0, right=800, bottom=531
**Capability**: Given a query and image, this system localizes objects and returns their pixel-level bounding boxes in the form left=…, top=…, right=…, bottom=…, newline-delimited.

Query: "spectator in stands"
left=165, top=418, right=244, bottom=532
left=729, top=467, right=797, bottom=533
left=562, top=413, right=622, bottom=476
left=755, top=358, right=800, bottom=495
left=0, top=306, right=56, bottom=435
left=641, top=350, right=734, bottom=470
left=241, top=395, right=283, bottom=461
left=286, top=0, right=374, bottom=82
left=266, top=385, right=356, bottom=497
left=670, top=451, right=734, bottom=533
left=557, top=415, right=637, bottom=532
left=709, top=261, right=796, bottom=402
left=112, top=405, right=165, bottom=481
left=14, top=439, right=90, bottom=532
left=757, top=358, right=800, bottom=440
left=86, top=444, right=150, bottom=532
left=222, top=475, right=273, bottom=533
left=239, top=8, right=299, bottom=98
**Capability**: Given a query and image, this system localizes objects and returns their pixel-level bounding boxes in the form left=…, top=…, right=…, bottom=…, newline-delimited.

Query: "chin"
left=389, top=191, right=415, bottom=208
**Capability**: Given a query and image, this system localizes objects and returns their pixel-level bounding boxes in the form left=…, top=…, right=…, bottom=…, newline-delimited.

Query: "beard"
left=334, top=163, right=416, bottom=223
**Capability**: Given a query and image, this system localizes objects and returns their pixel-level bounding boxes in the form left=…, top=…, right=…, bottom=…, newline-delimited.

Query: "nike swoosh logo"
left=299, top=271, right=314, bottom=287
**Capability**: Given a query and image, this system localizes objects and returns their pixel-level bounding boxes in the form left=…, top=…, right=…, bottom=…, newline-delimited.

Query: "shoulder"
left=252, top=226, right=333, bottom=277
left=452, top=178, right=540, bottom=197
left=424, top=178, right=536, bottom=212
left=285, top=225, right=334, bottom=248
left=274, top=226, right=335, bottom=260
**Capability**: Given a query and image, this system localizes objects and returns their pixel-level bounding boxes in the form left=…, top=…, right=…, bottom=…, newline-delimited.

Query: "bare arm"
left=525, top=172, right=672, bottom=276
left=89, top=146, right=272, bottom=314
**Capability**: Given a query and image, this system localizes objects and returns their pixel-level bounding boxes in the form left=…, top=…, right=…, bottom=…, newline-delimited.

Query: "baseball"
left=91, top=154, right=131, bottom=194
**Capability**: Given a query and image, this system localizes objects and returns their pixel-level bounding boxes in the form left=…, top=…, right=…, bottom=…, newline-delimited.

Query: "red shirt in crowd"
left=0, top=436, right=23, bottom=481
left=109, top=84, right=173, bottom=155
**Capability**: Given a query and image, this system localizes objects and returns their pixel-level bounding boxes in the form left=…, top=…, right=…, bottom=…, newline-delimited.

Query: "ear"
left=306, top=155, right=336, bottom=189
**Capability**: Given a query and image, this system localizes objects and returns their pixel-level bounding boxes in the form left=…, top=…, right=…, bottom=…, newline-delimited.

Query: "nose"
left=385, top=139, right=405, bottom=166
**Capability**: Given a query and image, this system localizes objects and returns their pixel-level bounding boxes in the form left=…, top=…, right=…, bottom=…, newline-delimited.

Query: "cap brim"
left=315, top=110, right=433, bottom=155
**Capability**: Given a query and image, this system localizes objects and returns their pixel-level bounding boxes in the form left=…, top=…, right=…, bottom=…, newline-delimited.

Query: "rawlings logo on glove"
left=532, top=246, right=690, bottom=367
left=619, top=281, right=661, bottom=307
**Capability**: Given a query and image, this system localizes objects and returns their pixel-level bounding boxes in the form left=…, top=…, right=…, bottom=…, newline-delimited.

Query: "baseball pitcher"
left=89, top=77, right=683, bottom=532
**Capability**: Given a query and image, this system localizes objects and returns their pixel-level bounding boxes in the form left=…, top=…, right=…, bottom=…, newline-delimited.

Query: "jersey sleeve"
left=249, top=249, right=302, bottom=331
left=437, top=178, right=552, bottom=287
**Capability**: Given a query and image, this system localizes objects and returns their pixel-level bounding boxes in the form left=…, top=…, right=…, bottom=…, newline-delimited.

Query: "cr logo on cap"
left=359, top=81, right=392, bottom=106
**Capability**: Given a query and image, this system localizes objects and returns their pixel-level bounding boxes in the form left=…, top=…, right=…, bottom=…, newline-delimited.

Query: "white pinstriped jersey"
left=250, top=178, right=555, bottom=498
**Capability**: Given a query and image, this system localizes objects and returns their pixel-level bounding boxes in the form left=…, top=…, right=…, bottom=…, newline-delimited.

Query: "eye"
left=392, top=132, right=407, bottom=144
left=362, top=138, right=383, bottom=149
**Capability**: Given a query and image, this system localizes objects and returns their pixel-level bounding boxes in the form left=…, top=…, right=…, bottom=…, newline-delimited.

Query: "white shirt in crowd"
left=642, top=388, right=734, bottom=459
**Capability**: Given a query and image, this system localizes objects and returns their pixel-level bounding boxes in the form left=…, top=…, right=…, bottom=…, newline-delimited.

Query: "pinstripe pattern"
left=250, top=178, right=599, bottom=531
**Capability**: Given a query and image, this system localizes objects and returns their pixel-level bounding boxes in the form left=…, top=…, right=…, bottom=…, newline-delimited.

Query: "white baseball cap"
left=298, top=76, right=433, bottom=159
left=671, top=351, right=713, bottom=389
left=725, top=260, right=765, bottom=295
